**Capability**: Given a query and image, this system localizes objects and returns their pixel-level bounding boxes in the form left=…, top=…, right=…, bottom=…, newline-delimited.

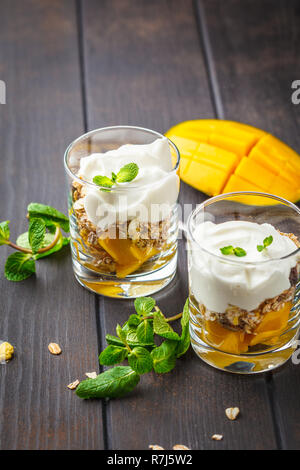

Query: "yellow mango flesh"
left=204, top=302, right=292, bottom=354
left=165, top=119, right=300, bottom=202
left=98, top=237, right=157, bottom=278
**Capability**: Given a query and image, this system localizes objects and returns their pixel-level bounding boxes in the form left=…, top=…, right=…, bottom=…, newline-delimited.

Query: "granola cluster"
left=72, top=181, right=170, bottom=270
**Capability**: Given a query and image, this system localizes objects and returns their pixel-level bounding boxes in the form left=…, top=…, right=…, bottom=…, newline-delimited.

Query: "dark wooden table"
left=0, top=0, right=300, bottom=450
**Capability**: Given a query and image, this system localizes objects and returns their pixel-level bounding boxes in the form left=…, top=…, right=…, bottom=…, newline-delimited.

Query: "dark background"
left=0, top=0, right=299, bottom=450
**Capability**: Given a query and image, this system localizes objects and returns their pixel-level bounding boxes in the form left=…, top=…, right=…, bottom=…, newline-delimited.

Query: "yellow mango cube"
left=235, top=157, right=275, bottom=191
left=183, top=160, right=228, bottom=195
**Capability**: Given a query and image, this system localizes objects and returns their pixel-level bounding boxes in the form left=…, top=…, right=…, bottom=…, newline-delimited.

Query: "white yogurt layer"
left=76, top=137, right=179, bottom=230
left=189, top=220, right=299, bottom=312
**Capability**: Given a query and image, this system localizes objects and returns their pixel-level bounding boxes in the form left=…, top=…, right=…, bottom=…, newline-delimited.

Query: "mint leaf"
left=105, top=333, right=154, bottom=349
left=28, top=218, right=46, bottom=254
left=16, top=231, right=69, bottom=259
left=116, top=324, right=127, bottom=344
left=27, top=203, right=69, bottom=233
left=134, top=297, right=156, bottom=316
left=233, top=247, right=246, bottom=257
left=220, top=245, right=246, bottom=257
left=116, top=163, right=139, bottom=183
left=176, top=298, right=190, bottom=358
left=127, top=314, right=141, bottom=327
left=220, top=245, right=234, bottom=255
left=153, top=310, right=181, bottom=341
left=257, top=235, right=273, bottom=252
left=151, top=340, right=177, bottom=374
left=0, top=221, right=10, bottom=245
left=4, top=252, right=35, bottom=281
left=93, top=175, right=114, bottom=190
left=76, top=366, right=140, bottom=399
left=264, top=235, right=273, bottom=247
left=128, top=347, right=153, bottom=374
left=136, top=319, right=154, bottom=344
left=99, top=345, right=128, bottom=366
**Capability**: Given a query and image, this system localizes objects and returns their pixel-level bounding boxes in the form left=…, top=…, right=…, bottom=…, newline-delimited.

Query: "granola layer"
left=72, top=181, right=170, bottom=272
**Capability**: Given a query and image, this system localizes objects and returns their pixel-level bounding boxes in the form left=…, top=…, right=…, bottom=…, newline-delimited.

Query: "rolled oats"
left=173, top=444, right=190, bottom=450
left=48, top=343, right=62, bottom=355
left=85, top=371, right=97, bottom=379
left=212, top=434, right=223, bottom=441
left=67, top=380, right=80, bottom=390
left=225, top=407, right=240, bottom=420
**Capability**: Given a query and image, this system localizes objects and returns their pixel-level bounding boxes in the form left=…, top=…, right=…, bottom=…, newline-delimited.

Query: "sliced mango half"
left=165, top=119, right=300, bottom=202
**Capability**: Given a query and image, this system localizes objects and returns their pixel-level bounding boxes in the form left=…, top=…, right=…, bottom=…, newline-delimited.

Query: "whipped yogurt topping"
left=189, top=220, right=299, bottom=312
left=76, top=137, right=179, bottom=230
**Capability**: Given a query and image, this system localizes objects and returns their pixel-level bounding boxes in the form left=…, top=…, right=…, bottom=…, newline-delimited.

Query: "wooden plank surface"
left=199, top=0, right=300, bottom=449
left=0, top=0, right=104, bottom=449
left=82, top=0, right=278, bottom=449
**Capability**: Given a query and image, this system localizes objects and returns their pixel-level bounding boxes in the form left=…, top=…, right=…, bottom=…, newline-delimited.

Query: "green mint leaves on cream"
left=257, top=235, right=273, bottom=252
left=220, top=245, right=247, bottom=257
left=93, top=162, right=139, bottom=191
left=220, top=235, right=274, bottom=257
left=76, top=297, right=190, bottom=400
left=1, top=203, right=70, bottom=281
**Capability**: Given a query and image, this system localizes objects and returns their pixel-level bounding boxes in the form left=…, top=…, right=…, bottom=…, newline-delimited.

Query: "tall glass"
left=64, top=126, right=180, bottom=298
left=187, top=192, right=300, bottom=374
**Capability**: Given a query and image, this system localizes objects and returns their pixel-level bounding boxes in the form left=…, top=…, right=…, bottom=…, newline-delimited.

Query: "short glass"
left=64, top=126, right=180, bottom=298
left=187, top=192, right=300, bottom=374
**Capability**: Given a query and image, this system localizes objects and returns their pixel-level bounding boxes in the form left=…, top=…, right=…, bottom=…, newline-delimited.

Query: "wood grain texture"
left=82, top=0, right=277, bottom=449
left=199, top=0, right=300, bottom=449
left=0, top=0, right=104, bottom=449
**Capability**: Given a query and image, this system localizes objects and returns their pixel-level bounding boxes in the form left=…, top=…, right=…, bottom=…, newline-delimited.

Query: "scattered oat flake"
left=173, top=444, right=190, bottom=450
left=212, top=434, right=223, bottom=441
left=67, top=380, right=80, bottom=390
left=48, top=343, right=62, bottom=355
left=85, top=372, right=97, bottom=379
left=149, top=445, right=164, bottom=450
left=225, top=407, right=240, bottom=420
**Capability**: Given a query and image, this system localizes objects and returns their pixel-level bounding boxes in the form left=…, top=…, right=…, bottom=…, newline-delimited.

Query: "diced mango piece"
left=193, top=142, right=239, bottom=173
left=270, top=176, right=300, bottom=202
left=249, top=302, right=291, bottom=347
left=205, top=319, right=250, bottom=354
left=167, top=135, right=199, bottom=156
left=209, top=133, right=250, bottom=158
left=98, top=238, right=158, bottom=278
left=179, top=156, right=192, bottom=177
left=165, top=119, right=300, bottom=203
left=279, top=162, right=300, bottom=188
left=223, top=174, right=264, bottom=193
left=183, top=160, right=229, bottom=196
left=98, top=238, right=137, bottom=265
left=225, top=120, right=266, bottom=140
left=235, top=157, right=275, bottom=190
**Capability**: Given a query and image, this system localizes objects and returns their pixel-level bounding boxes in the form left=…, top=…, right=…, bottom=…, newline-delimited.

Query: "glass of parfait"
left=64, top=126, right=180, bottom=298
left=187, top=192, right=300, bottom=374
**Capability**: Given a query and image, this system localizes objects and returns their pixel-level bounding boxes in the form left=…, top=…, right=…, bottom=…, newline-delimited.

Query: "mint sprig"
left=257, top=235, right=273, bottom=252
left=93, top=162, right=139, bottom=191
left=76, top=297, right=190, bottom=400
left=1, top=203, right=70, bottom=281
left=220, top=245, right=247, bottom=257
